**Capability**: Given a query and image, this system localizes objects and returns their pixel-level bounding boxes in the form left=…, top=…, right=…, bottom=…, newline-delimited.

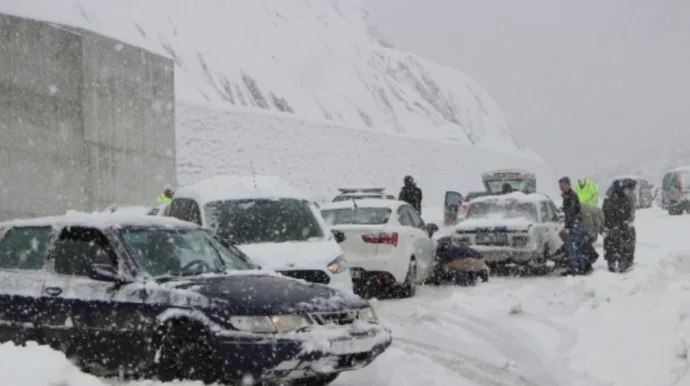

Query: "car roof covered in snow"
left=336, top=187, right=388, bottom=194
left=0, top=211, right=197, bottom=230
left=320, top=199, right=403, bottom=210
left=468, top=191, right=551, bottom=204
left=174, top=175, right=310, bottom=204
left=669, top=165, right=690, bottom=173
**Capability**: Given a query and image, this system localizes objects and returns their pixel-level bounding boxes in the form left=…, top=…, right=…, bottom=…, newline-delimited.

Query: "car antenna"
left=249, top=159, right=258, bottom=189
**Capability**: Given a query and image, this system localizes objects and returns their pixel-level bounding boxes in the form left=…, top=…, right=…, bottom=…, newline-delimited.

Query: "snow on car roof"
left=669, top=165, right=690, bottom=173
left=174, top=175, right=309, bottom=204
left=468, top=191, right=549, bottom=204
left=321, top=199, right=402, bottom=210
left=0, top=211, right=196, bottom=230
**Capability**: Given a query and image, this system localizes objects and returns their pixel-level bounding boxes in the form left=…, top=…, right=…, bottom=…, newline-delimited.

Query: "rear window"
left=466, top=200, right=537, bottom=222
left=332, top=194, right=382, bottom=202
left=0, top=226, right=53, bottom=270
left=321, top=207, right=392, bottom=226
left=205, top=198, right=324, bottom=244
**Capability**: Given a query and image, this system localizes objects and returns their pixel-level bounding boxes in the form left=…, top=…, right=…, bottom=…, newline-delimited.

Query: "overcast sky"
left=364, top=0, right=690, bottom=178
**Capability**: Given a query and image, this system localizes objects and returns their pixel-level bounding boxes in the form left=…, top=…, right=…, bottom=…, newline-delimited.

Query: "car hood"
left=456, top=217, right=533, bottom=232
left=237, top=240, right=342, bottom=270
left=166, top=272, right=367, bottom=314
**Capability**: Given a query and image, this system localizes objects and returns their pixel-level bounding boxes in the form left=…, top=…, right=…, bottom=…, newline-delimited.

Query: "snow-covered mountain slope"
left=177, top=103, right=559, bottom=206
left=2, top=0, right=520, bottom=149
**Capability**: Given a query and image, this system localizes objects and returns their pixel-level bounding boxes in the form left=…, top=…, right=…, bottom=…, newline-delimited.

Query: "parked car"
left=332, top=187, right=395, bottom=202
left=660, top=167, right=690, bottom=215
left=0, top=212, right=391, bottom=385
left=453, top=192, right=564, bottom=272
left=320, top=199, right=438, bottom=298
left=607, top=175, right=654, bottom=209
left=168, top=175, right=354, bottom=293
left=443, top=191, right=495, bottom=226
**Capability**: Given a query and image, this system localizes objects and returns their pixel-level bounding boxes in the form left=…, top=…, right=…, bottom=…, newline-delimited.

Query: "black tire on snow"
left=398, top=259, right=417, bottom=298
left=292, top=373, right=340, bottom=386
left=156, top=321, right=219, bottom=384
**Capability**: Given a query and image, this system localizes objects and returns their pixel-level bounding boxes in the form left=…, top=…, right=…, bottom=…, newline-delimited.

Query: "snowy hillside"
left=176, top=103, right=559, bottom=206
left=1, top=0, right=520, bottom=149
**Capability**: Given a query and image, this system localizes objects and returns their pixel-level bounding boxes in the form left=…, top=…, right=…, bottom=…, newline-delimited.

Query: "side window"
left=539, top=202, right=551, bottom=223
left=405, top=206, right=425, bottom=229
left=188, top=200, right=203, bottom=225
left=0, top=226, right=53, bottom=270
left=397, top=207, right=413, bottom=226
left=168, top=198, right=191, bottom=220
left=52, top=227, right=117, bottom=276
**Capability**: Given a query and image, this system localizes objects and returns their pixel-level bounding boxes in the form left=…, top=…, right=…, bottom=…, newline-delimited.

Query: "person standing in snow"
left=602, top=179, right=636, bottom=272
left=575, top=177, right=600, bottom=206
left=157, top=184, right=174, bottom=204
left=579, top=202, right=604, bottom=272
left=559, top=176, right=586, bottom=275
left=398, top=176, right=423, bottom=214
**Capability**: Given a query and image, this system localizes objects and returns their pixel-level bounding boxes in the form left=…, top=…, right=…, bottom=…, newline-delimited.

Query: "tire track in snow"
left=394, top=338, right=542, bottom=386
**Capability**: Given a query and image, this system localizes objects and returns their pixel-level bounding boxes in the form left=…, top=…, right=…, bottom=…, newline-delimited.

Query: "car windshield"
left=118, top=227, right=252, bottom=279
left=465, top=200, right=538, bottom=222
left=321, top=207, right=392, bottom=226
left=205, top=198, right=325, bottom=244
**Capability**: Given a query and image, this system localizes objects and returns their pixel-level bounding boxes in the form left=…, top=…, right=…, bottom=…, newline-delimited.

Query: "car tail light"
left=458, top=203, right=468, bottom=213
left=362, top=232, right=399, bottom=247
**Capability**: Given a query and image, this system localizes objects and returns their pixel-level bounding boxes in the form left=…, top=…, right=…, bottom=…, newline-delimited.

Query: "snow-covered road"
left=2, top=208, right=690, bottom=386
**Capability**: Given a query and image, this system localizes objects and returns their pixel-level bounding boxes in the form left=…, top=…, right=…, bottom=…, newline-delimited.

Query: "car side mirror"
left=425, top=223, right=439, bottom=237
left=331, top=229, right=346, bottom=243
left=88, top=263, right=121, bottom=283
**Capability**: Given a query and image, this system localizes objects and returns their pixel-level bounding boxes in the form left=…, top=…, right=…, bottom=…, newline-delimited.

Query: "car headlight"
left=229, top=315, right=312, bottom=333
left=327, top=255, right=348, bottom=274
left=357, top=307, right=379, bottom=323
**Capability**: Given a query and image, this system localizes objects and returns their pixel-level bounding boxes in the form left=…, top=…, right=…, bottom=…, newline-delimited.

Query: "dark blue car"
left=0, top=213, right=392, bottom=385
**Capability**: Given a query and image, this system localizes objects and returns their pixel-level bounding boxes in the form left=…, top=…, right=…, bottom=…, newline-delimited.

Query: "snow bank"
left=2, top=0, right=523, bottom=149
left=177, top=104, right=557, bottom=206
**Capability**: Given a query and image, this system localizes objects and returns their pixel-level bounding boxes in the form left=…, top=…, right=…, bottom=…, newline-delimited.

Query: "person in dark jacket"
left=602, top=179, right=636, bottom=272
left=502, top=183, right=515, bottom=194
left=559, top=176, right=586, bottom=275
left=398, top=176, right=423, bottom=214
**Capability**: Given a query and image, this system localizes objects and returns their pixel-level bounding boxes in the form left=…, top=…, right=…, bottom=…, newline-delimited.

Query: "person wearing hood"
left=602, top=179, right=636, bottom=272
left=398, top=175, right=423, bottom=214
left=575, top=177, right=600, bottom=206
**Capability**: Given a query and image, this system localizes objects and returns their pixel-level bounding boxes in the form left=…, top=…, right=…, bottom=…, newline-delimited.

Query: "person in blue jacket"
left=433, top=236, right=489, bottom=286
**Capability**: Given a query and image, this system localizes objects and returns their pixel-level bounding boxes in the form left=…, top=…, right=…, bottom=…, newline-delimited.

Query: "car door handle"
left=44, top=287, right=63, bottom=296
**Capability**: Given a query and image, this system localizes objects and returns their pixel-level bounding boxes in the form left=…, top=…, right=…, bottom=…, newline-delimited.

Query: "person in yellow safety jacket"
left=157, top=184, right=174, bottom=204
left=575, top=177, right=599, bottom=206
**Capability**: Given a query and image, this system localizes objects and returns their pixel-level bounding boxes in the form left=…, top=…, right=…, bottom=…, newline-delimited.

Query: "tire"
left=156, top=320, right=219, bottom=384
left=292, top=373, right=339, bottom=386
left=398, top=258, right=417, bottom=298
left=669, top=206, right=683, bottom=216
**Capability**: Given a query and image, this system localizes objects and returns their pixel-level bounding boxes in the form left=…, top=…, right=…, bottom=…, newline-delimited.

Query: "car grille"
left=277, top=269, right=331, bottom=285
left=309, top=310, right=357, bottom=326
left=475, top=232, right=509, bottom=246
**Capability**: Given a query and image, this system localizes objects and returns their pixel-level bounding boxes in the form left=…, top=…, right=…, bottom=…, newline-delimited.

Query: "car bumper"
left=470, top=246, right=544, bottom=263
left=212, top=323, right=392, bottom=382
left=347, top=253, right=407, bottom=284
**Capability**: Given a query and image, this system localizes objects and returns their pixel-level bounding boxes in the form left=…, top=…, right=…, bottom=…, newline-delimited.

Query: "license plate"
left=330, top=337, right=377, bottom=354
left=477, top=233, right=507, bottom=244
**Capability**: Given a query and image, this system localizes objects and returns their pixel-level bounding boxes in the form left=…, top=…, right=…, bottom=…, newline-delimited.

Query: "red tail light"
left=458, top=204, right=468, bottom=213
left=362, top=232, right=399, bottom=247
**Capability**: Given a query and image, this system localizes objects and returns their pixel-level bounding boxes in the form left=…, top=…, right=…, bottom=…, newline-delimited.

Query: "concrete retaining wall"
left=0, top=13, right=175, bottom=221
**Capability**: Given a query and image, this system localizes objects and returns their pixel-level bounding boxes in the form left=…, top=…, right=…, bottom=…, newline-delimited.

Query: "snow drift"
left=3, top=0, right=520, bottom=149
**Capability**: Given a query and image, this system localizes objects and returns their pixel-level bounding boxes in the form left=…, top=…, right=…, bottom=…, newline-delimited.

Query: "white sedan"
left=320, top=199, right=438, bottom=298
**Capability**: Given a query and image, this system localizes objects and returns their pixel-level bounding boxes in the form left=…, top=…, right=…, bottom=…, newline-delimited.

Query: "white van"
left=168, top=175, right=354, bottom=293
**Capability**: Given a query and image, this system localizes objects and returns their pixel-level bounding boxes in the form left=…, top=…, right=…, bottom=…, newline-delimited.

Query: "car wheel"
left=292, top=373, right=339, bottom=386
left=399, top=258, right=417, bottom=298
left=156, top=320, right=219, bottom=384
